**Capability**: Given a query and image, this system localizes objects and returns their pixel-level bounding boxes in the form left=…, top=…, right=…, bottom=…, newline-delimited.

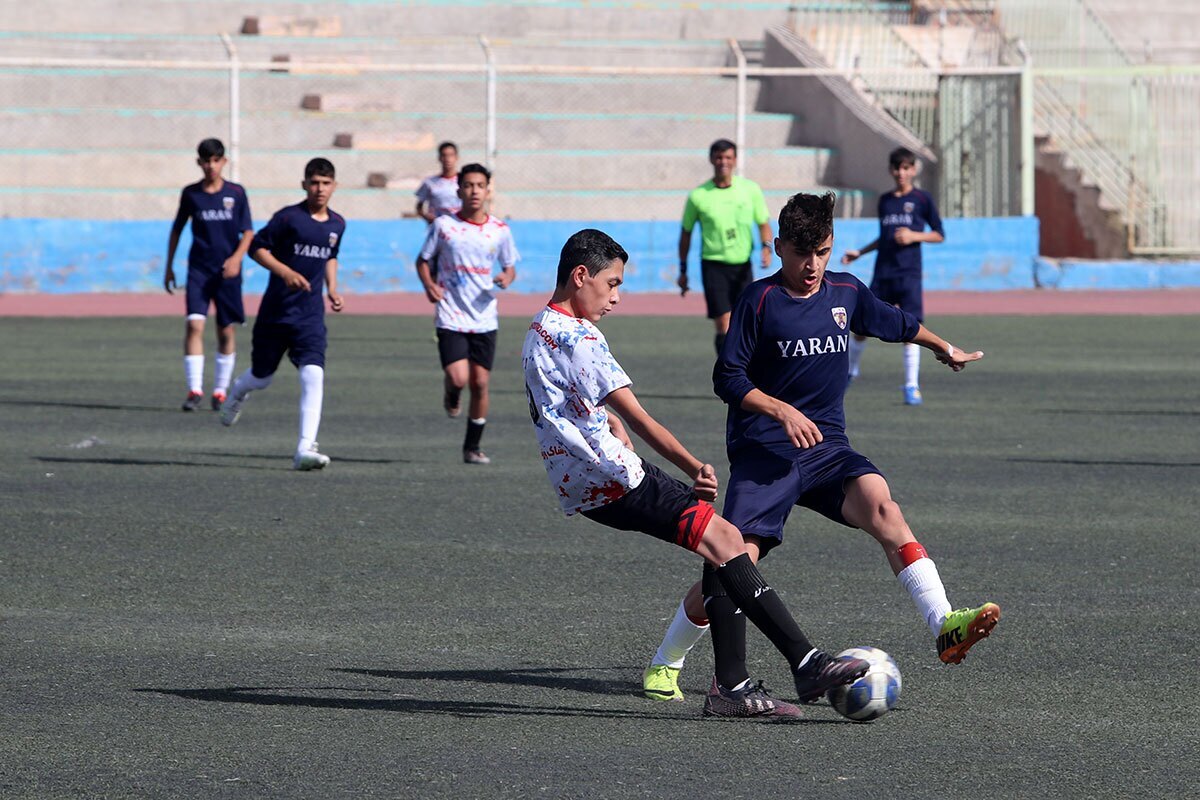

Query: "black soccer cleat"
left=181, top=391, right=203, bottom=412
left=793, top=650, right=870, bottom=704
left=702, top=677, right=803, bottom=720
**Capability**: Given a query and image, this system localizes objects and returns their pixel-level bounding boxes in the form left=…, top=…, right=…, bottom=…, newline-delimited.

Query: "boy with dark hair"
left=643, top=192, right=998, bottom=705
left=842, top=147, right=945, bottom=405
left=678, top=139, right=773, bottom=354
left=164, top=137, right=254, bottom=411
left=525, top=228, right=868, bottom=720
left=417, top=163, right=517, bottom=465
left=415, top=141, right=462, bottom=222
left=220, top=158, right=346, bottom=471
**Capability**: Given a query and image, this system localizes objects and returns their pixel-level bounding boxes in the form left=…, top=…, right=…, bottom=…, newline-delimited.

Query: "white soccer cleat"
left=220, top=394, right=245, bottom=426
left=293, top=442, right=331, bottom=471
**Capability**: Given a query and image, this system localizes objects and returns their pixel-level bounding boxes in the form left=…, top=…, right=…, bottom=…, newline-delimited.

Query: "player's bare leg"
left=848, top=333, right=867, bottom=382
left=713, top=311, right=731, bottom=355
left=182, top=316, right=206, bottom=411
left=843, top=474, right=999, bottom=663
left=212, top=324, right=237, bottom=410
left=463, top=361, right=491, bottom=464
left=442, top=359, right=467, bottom=418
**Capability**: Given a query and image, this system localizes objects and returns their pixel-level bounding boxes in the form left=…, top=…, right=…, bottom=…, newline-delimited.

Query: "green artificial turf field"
left=1, top=314, right=1197, bottom=799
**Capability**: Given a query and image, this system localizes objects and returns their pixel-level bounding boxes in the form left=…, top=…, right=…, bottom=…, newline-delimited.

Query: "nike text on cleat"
left=643, top=665, right=684, bottom=702
left=904, top=385, right=923, bottom=406
left=443, top=389, right=462, bottom=418
left=463, top=449, right=491, bottom=465
left=181, top=391, right=203, bottom=412
left=293, top=442, right=331, bottom=471
left=220, top=394, right=244, bottom=427
left=937, top=602, right=1001, bottom=664
left=211, top=391, right=226, bottom=412
left=793, top=651, right=870, bottom=704
left=702, top=677, right=802, bottom=720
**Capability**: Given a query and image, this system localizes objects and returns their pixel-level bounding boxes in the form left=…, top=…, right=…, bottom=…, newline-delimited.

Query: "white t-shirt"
left=419, top=214, right=519, bottom=333
left=522, top=304, right=646, bottom=515
left=415, top=174, right=462, bottom=219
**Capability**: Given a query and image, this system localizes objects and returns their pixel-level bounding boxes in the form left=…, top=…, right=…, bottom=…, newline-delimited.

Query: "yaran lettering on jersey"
left=775, top=335, right=849, bottom=358
left=199, top=209, right=234, bottom=221
left=293, top=243, right=332, bottom=258
left=529, top=321, right=558, bottom=350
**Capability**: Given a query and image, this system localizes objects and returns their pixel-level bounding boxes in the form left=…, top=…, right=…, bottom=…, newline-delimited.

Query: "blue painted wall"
left=10, top=215, right=1154, bottom=295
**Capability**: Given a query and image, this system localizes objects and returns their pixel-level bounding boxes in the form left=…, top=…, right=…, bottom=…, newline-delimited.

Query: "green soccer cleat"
left=937, top=602, right=1001, bottom=664
left=643, top=664, right=684, bottom=702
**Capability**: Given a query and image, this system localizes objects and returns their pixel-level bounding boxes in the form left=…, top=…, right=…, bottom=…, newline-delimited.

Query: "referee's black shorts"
left=581, top=460, right=715, bottom=552
left=701, top=259, right=753, bottom=319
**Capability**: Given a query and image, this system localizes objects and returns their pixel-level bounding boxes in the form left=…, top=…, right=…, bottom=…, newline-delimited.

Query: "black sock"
left=714, top=332, right=727, bottom=355
left=714, top=553, right=814, bottom=670
left=464, top=419, right=485, bottom=452
left=702, top=564, right=748, bottom=689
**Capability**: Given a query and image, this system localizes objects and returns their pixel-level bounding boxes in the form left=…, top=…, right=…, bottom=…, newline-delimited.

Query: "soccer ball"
left=826, top=646, right=902, bottom=722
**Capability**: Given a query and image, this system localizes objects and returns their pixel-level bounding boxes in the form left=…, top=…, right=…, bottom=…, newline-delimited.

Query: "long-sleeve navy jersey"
left=714, top=271, right=920, bottom=457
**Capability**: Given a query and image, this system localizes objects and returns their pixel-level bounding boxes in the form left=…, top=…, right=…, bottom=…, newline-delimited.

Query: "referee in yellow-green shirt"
left=678, top=139, right=773, bottom=354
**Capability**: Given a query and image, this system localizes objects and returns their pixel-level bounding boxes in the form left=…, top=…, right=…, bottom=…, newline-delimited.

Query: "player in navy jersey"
left=842, top=147, right=945, bottom=405
left=642, top=192, right=999, bottom=706
left=417, top=163, right=517, bottom=465
left=220, top=158, right=346, bottom=471
left=164, top=138, right=254, bottom=412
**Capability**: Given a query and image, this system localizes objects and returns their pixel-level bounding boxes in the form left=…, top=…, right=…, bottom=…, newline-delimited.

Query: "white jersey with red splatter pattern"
left=419, top=213, right=519, bottom=333
left=522, top=304, right=646, bottom=516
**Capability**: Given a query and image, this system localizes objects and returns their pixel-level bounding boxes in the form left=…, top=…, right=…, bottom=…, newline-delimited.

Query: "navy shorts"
left=722, top=441, right=882, bottom=553
left=701, top=259, right=753, bottom=319
left=870, top=274, right=923, bottom=321
left=581, top=460, right=715, bottom=552
left=250, top=320, right=326, bottom=378
left=437, top=328, right=498, bottom=370
left=185, top=266, right=245, bottom=327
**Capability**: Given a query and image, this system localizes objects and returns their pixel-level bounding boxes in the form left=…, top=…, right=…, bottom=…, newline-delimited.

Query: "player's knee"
left=695, top=515, right=747, bottom=564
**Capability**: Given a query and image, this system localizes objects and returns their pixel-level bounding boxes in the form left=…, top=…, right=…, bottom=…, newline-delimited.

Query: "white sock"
left=848, top=337, right=866, bottom=378
left=213, top=352, right=236, bottom=395
left=651, top=599, right=710, bottom=669
left=898, top=558, right=952, bottom=636
left=229, top=367, right=272, bottom=402
left=184, top=355, right=204, bottom=394
left=904, top=342, right=921, bottom=388
left=297, top=364, right=324, bottom=454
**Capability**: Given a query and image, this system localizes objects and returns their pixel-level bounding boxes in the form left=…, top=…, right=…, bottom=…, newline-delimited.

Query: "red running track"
left=2, top=290, right=1199, bottom=317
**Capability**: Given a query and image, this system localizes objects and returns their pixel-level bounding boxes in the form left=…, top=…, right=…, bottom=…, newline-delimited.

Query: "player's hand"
left=493, top=268, right=515, bottom=289
left=282, top=269, right=311, bottom=292
left=841, top=250, right=860, bottom=265
left=328, top=291, right=344, bottom=313
left=221, top=256, right=242, bottom=280
left=693, top=463, right=719, bottom=502
left=760, top=247, right=773, bottom=269
left=678, top=272, right=689, bottom=297
left=777, top=405, right=823, bottom=450
left=163, top=267, right=176, bottom=294
left=935, top=344, right=984, bottom=372
left=894, top=227, right=917, bottom=246
left=423, top=282, right=444, bottom=303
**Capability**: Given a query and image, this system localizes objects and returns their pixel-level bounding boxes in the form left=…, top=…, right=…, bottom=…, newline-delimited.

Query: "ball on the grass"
left=826, top=646, right=901, bottom=722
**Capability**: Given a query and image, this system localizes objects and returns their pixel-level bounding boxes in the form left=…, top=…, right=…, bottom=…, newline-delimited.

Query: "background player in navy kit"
left=643, top=192, right=998, bottom=704
left=220, top=158, right=345, bottom=471
left=417, top=163, right=517, bottom=465
left=164, top=138, right=253, bottom=412
left=525, top=228, right=868, bottom=720
left=414, top=141, right=462, bottom=222
left=841, top=147, right=944, bottom=405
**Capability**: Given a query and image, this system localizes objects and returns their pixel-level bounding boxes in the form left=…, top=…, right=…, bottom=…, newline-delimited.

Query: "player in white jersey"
left=414, top=141, right=462, bottom=222
left=417, top=163, right=518, bottom=464
left=521, top=228, right=868, bottom=720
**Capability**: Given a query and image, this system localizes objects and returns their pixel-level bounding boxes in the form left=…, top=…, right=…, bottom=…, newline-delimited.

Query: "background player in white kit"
left=414, top=141, right=462, bottom=223
left=416, top=163, right=518, bottom=464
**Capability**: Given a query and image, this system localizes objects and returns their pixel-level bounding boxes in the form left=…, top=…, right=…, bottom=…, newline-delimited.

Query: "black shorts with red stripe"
left=581, top=460, right=714, bottom=551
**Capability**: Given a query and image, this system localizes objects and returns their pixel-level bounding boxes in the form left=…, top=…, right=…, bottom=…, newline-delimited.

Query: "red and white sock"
left=651, top=598, right=710, bottom=669
left=896, top=542, right=951, bottom=635
left=213, top=352, right=236, bottom=396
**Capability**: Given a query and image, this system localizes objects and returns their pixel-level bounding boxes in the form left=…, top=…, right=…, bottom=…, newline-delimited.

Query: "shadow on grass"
left=1034, top=408, right=1200, bottom=418
left=133, top=685, right=695, bottom=721
left=0, top=398, right=166, bottom=413
left=1007, top=457, right=1200, bottom=468
left=194, top=451, right=408, bottom=465
left=36, top=455, right=279, bottom=470
left=334, top=665, right=634, bottom=697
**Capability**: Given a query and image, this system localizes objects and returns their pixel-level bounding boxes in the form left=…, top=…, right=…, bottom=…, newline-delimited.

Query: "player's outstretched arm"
left=604, top=386, right=716, bottom=500
left=909, top=324, right=983, bottom=372
left=841, top=237, right=879, bottom=265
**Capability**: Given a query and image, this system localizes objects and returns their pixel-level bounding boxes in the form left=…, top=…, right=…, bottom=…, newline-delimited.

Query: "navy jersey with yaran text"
left=251, top=202, right=346, bottom=325
left=172, top=181, right=253, bottom=273
left=875, top=188, right=943, bottom=278
left=715, top=271, right=920, bottom=457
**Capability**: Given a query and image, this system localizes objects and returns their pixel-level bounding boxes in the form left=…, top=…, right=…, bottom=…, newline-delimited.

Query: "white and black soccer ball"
left=826, top=646, right=902, bottom=722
